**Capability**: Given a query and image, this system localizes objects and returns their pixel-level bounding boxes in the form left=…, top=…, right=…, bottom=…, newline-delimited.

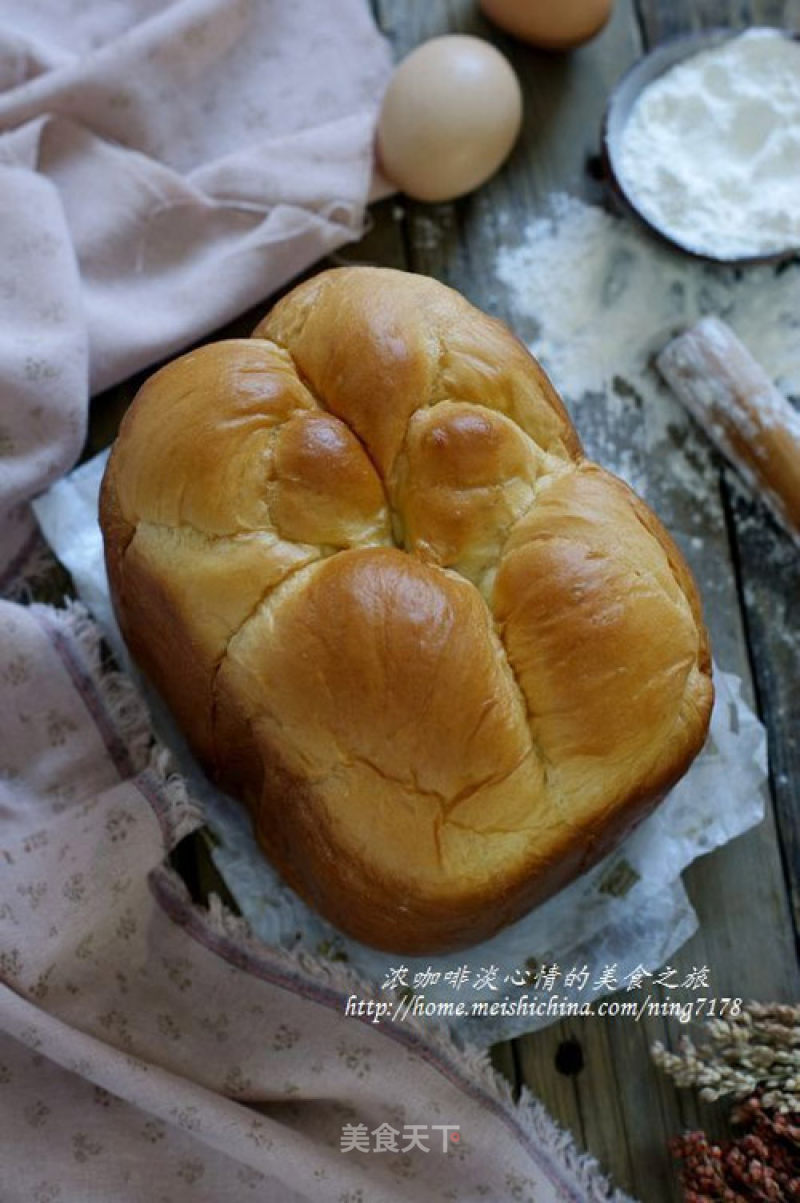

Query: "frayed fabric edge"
left=34, top=597, right=153, bottom=772
left=32, top=598, right=204, bottom=842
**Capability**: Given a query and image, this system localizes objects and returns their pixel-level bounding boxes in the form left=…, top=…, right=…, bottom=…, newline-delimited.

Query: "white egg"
left=479, top=0, right=614, bottom=50
left=377, top=35, right=523, bottom=204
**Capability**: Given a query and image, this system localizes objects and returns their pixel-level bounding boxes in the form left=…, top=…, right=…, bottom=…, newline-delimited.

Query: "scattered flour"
left=615, top=28, right=800, bottom=259
left=494, top=192, right=800, bottom=576
left=496, top=193, right=800, bottom=409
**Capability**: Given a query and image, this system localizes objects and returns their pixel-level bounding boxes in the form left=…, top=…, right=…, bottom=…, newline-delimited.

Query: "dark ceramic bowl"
left=602, top=27, right=800, bottom=267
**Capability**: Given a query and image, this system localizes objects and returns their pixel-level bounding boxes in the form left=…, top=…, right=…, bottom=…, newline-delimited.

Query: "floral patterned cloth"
left=0, top=600, right=630, bottom=1200
left=0, top=0, right=392, bottom=580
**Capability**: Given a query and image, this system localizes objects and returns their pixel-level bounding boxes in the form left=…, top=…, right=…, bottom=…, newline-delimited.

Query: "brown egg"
left=376, top=35, right=523, bottom=204
left=479, top=0, right=614, bottom=50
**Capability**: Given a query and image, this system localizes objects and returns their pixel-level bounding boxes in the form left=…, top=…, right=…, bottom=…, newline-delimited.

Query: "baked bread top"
left=100, top=266, right=713, bottom=953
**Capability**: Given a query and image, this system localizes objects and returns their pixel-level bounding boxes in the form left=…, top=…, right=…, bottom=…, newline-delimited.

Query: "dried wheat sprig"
left=652, top=1002, right=800, bottom=1112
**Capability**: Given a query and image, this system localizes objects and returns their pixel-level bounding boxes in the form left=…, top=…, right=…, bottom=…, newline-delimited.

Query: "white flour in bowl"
left=614, top=28, right=800, bottom=259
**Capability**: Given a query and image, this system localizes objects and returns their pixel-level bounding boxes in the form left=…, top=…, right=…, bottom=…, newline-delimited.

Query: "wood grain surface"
left=83, top=3, right=800, bottom=1199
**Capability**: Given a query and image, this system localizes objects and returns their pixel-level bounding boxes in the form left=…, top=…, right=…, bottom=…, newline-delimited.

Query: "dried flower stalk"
left=652, top=1003, right=800, bottom=1112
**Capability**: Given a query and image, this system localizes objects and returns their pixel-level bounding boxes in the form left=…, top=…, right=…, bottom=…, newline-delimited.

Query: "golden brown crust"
left=100, top=266, right=713, bottom=953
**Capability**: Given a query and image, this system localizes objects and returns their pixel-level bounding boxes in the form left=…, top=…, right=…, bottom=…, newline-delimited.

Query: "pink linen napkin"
left=0, top=0, right=392, bottom=581
left=0, top=599, right=631, bottom=1201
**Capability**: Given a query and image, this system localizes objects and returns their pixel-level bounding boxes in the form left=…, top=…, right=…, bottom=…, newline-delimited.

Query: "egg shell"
left=479, top=0, right=614, bottom=50
left=376, top=35, right=523, bottom=203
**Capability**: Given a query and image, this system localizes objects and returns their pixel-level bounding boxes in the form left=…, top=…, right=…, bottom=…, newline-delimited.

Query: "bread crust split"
left=100, top=266, right=713, bottom=953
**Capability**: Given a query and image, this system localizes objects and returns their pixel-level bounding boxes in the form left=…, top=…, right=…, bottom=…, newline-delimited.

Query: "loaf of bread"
left=100, top=266, right=713, bottom=953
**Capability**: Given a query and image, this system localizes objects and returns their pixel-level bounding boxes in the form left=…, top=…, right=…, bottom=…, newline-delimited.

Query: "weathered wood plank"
left=634, top=0, right=800, bottom=943
left=374, top=0, right=645, bottom=307
left=635, top=0, right=791, bottom=44
left=731, top=506, right=800, bottom=926
left=488, top=1038, right=518, bottom=1095
left=372, top=0, right=800, bottom=1197
left=632, top=0, right=800, bottom=1182
left=514, top=1022, right=586, bottom=1159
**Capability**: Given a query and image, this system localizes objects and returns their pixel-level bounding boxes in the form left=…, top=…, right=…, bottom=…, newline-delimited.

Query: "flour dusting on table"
left=496, top=194, right=800, bottom=408
left=495, top=194, right=800, bottom=524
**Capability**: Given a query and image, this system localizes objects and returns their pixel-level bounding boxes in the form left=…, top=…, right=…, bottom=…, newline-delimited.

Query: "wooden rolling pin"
left=657, top=316, right=800, bottom=545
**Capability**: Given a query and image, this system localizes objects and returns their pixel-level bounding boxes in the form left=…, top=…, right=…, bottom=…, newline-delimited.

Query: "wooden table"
left=86, top=2, right=800, bottom=1199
